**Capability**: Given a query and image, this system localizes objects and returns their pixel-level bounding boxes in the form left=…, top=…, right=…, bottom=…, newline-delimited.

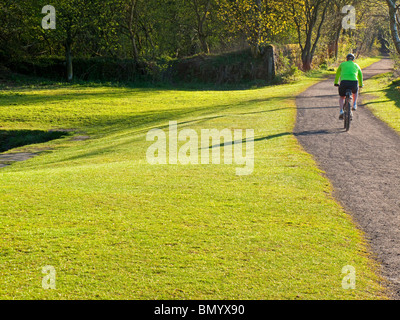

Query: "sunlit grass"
left=363, top=72, right=400, bottom=133
left=0, top=58, right=387, bottom=299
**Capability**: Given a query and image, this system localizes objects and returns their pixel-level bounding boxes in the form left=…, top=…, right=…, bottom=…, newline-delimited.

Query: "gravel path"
left=294, top=57, right=400, bottom=299
left=0, top=152, right=36, bottom=168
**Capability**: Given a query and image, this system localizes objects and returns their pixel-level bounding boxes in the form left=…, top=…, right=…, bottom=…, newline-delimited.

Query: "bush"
left=171, top=49, right=276, bottom=84
left=3, top=55, right=181, bottom=84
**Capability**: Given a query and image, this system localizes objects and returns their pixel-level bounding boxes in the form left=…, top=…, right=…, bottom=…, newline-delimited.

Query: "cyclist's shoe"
left=352, top=103, right=357, bottom=111
left=339, top=113, right=344, bottom=120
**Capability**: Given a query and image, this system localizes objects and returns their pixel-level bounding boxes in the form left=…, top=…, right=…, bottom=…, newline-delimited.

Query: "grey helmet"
left=347, top=53, right=355, bottom=61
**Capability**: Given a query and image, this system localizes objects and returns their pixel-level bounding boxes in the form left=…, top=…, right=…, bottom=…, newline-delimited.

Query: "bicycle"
left=343, top=89, right=353, bottom=132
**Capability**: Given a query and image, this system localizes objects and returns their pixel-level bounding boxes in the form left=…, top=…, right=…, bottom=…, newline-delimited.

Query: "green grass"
left=0, top=57, right=387, bottom=299
left=362, top=72, right=400, bottom=133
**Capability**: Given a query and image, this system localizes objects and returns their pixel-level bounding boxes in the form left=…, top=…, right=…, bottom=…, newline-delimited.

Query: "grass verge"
left=362, top=71, right=400, bottom=133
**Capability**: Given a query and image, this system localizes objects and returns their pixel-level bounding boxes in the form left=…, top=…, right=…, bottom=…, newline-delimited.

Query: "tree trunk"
left=129, top=30, right=139, bottom=61
left=334, top=25, right=341, bottom=61
left=199, top=32, right=209, bottom=53
left=65, top=31, right=73, bottom=82
left=386, top=0, right=400, bottom=54
left=253, top=0, right=262, bottom=58
left=302, top=55, right=313, bottom=71
left=299, top=0, right=330, bottom=71
left=301, top=38, right=313, bottom=71
left=128, top=0, right=140, bottom=61
left=193, top=0, right=211, bottom=54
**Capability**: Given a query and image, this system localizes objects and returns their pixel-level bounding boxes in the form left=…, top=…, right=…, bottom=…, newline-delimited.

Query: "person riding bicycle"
left=334, top=53, right=363, bottom=120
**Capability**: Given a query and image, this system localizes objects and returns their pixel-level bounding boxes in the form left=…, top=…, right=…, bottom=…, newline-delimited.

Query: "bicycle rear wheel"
left=344, top=99, right=351, bottom=131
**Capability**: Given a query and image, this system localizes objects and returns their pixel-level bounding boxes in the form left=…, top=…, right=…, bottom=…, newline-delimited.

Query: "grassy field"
left=0, top=57, right=387, bottom=299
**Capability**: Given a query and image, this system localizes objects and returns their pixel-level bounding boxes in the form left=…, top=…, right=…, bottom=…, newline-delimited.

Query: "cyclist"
left=334, top=53, right=363, bottom=120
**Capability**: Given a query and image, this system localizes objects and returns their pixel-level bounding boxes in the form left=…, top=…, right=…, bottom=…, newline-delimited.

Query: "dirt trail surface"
left=295, top=58, right=400, bottom=299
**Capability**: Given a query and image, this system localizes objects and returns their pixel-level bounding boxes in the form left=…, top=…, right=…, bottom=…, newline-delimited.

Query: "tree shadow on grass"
left=0, top=130, right=70, bottom=153
left=377, top=79, right=400, bottom=110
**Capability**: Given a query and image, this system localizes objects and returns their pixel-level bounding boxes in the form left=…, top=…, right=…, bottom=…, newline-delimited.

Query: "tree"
left=189, top=0, right=213, bottom=53
left=121, top=0, right=141, bottom=61
left=44, top=0, right=88, bottom=81
left=218, top=0, right=290, bottom=57
left=189, top=0, right=212, bottom=53
left=290, top=0, right=331, bottom=71
left=326, top=0, right=352, bottom=60
left=354, top=1, right=389, bottom=57
left=0, top=0, right=43, bottom=61
left=41, top=0, right=121, bottom=81
left=385, top=0, right=400, bottom=54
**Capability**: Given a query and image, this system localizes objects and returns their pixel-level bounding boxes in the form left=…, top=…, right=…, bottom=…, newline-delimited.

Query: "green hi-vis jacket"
left=334, top=60, right=363, bottom=87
